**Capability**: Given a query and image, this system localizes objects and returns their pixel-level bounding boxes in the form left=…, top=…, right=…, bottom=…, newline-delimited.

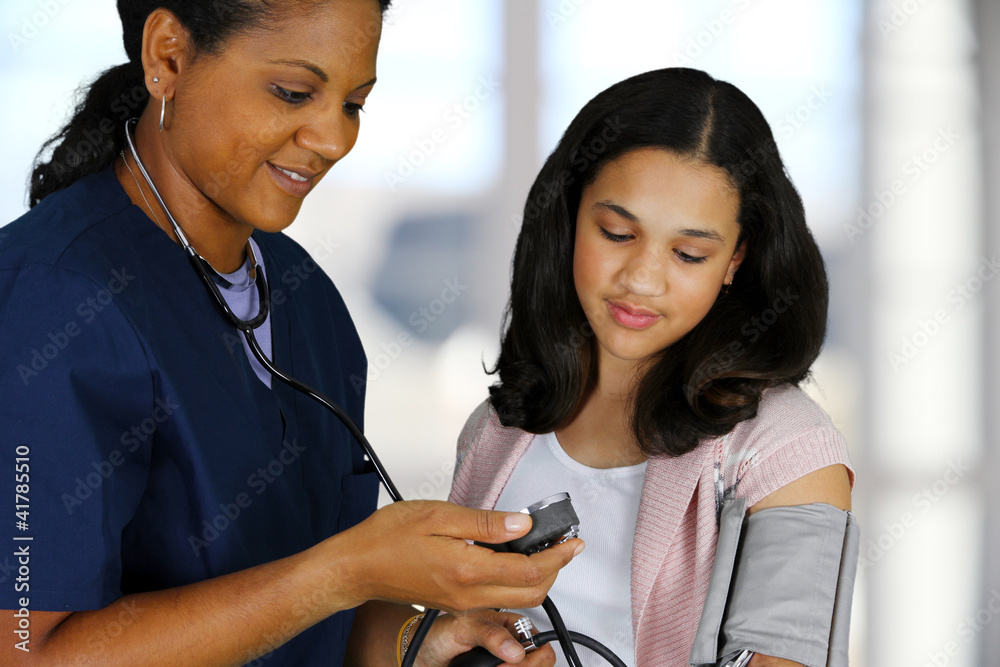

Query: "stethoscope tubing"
left=125, top=118, right=401, bottom=500
left=241, top=324, right=403, bottom=502
left=123, top=119, right=621, bottom=667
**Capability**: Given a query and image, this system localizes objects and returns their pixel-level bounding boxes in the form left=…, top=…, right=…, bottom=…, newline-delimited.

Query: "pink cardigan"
left=449, top=385, right=854, bottom=666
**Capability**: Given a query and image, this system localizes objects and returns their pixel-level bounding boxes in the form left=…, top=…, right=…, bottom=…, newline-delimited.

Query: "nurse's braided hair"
left=28, top=0, right=391, bottom=208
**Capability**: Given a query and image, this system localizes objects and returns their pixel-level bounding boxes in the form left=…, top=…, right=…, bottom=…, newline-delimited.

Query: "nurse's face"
left=158, top=0, right=381, bottom=234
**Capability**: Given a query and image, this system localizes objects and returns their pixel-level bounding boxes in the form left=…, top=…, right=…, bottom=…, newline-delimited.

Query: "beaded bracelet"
left=397, top=613, right=425, bottom=666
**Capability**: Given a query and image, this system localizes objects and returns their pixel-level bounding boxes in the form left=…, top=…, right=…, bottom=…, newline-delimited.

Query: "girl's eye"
left=599, top=227, right=632, bottom=243
left=343, top=101, right=365, bottom=118
left=273, top=85, right=311, bottom=105
left=676, top=250, right=708, bottom=264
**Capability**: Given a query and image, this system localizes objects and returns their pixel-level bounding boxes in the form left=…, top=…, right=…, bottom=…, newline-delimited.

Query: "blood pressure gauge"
left=479, top=492, right=580, bottom=555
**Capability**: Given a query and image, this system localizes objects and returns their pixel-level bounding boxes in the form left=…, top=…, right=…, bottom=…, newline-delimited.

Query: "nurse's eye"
left=343, top=101, right=365, bottom=118
left=598, top=227, right=632, bottom=243
left=272, top=85, right=312, bottom=105
left=676, top=250, right=708, bottom=264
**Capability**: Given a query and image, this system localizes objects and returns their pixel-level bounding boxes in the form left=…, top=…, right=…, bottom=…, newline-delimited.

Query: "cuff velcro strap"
left=689, top=501, right=860, bottom=667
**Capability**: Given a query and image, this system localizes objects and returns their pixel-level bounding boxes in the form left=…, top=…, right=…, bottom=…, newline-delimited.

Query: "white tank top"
left=494, top=432, right=646, bottom=667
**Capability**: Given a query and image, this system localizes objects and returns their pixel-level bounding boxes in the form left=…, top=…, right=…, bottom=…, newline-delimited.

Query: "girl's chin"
left=596, top=341, right=664, bottom=365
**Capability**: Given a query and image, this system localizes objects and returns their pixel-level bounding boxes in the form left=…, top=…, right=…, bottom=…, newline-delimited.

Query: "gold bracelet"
left=397, top=613, right=425, bottom=666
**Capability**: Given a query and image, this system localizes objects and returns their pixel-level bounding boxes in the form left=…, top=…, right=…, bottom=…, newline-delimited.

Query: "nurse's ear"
left=140, top=8, right=194, bottom=127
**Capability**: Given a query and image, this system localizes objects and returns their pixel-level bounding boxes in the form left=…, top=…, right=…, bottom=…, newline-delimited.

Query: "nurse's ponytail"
left=29, top=62, right=147, bottom=208
left=28, top=0, right=393, bottom=208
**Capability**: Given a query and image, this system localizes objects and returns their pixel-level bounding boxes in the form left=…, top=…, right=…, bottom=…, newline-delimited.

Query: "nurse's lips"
left=266, top=162, right=318, bottom=197
left=608, top=301, right=660, bottom=329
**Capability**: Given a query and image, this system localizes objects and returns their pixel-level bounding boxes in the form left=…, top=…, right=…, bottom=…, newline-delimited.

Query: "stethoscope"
left=123, top=119, right=629, bottom=667
left=123, top=118, right=402, bottom=501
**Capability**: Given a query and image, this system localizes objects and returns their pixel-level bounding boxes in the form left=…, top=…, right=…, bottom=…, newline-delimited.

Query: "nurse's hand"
left=414, top=610, right=557, bottom=667
left=326, top=500, right=584, bottom=613
left=346, top=602, right=556, bottom=667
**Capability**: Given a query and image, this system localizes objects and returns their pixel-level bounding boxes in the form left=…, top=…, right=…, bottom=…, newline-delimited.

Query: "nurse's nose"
left=296, top=110, right=355, bottom=165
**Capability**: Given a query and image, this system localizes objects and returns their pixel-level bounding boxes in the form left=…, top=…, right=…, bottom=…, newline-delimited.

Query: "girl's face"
left=573, top=148, right=745, bottom=380
left=161, top=0, right=381, bottom=233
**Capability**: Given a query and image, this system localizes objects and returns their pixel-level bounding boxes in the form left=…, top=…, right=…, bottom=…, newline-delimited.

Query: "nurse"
left=0, top=1, right=579, bottom=665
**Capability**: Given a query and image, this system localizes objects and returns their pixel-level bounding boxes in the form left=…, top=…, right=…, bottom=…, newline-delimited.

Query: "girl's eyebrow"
left=678, top=228, right=726, bottom=244
left=594, top=201, right=637, bottom=222
left=594, top=201, right=726, bottom=244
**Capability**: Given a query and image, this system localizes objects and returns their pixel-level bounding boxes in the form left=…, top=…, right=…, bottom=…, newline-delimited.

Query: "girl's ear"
left=728, top=240, right=747, bottom=277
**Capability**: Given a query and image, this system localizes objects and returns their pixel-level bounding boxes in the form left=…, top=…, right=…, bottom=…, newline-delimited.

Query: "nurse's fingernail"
left=505, top=513, right=530, bottom=532
left=500, top=640, right=524, bottom=660
left=573, top=541, right=585, bottom=557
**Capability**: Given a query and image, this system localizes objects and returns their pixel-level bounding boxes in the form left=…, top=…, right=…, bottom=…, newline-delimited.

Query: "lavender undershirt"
left=215, top=238, right=273, bottom=388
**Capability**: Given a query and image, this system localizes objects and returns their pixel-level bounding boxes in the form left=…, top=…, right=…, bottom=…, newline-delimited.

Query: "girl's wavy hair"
left=489, top=67, right=829, bottom=457
left=29, top=0, right=391, bottom=208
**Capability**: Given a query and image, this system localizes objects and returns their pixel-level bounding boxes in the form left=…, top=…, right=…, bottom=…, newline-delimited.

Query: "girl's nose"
left=621, top=249, right=667, bottom=297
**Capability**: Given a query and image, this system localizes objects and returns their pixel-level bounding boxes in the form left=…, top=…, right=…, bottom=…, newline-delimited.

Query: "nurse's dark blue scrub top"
left=0, top=168, right=379, bottom=665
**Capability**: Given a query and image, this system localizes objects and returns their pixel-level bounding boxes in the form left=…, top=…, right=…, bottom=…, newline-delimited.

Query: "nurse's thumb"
left=465, top=508, right=532, bottom=544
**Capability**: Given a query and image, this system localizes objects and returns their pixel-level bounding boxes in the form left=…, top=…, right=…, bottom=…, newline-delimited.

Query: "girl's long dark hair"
left=28, top=0, right=392, bottom=208
left=489, top=68, right=829, bottom=457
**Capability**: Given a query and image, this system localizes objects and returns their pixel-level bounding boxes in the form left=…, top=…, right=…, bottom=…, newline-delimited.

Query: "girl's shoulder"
left=456, top=398, right=523, bottom=461
left=712, top=384, right=854, bottom=508
left=732, top=384, right=843, bottom=447
left=451, top=398, right=535, bottom=508
left=458, top=399, right=496, bottom=446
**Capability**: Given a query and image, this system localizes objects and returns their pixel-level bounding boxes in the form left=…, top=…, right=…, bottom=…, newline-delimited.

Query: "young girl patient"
left=449, top=68, right=857, bottom=667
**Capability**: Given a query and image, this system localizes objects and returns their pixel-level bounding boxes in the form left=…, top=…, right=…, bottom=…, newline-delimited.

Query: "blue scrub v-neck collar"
left=102, top=167, right=297, bottom=445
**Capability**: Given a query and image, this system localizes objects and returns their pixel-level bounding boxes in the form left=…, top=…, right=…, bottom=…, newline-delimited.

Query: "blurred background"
left=2, top=0, right=998, bottom=664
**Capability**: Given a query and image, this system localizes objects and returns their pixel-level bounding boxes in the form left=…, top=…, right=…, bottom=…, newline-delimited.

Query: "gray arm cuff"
left=689, top=501, right=860, bottom=667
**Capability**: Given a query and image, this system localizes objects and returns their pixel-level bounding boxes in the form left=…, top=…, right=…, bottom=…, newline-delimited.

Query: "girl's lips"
left=608, top=301, right=660, bottom=330
left=266, top=162, right=314, bottom=198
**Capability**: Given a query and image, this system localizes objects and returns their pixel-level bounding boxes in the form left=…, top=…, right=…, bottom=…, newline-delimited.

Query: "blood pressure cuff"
left=689, top=500, right=860, bottom=667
